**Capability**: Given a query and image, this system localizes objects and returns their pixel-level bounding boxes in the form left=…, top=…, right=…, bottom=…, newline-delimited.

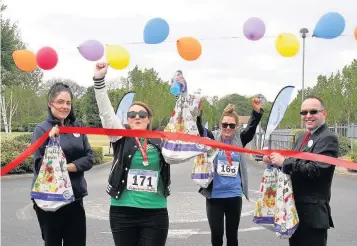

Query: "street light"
left=300, top=27, right=309, bottom=129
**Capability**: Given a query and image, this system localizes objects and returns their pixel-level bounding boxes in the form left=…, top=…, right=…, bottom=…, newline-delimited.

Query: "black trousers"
left=33, top=199, right=86, bottom=246
left=206, top=196, right=243, bottom=246
left=110, top=206, right=169, bottom=246
left=289, top=223, right=328, bottom=246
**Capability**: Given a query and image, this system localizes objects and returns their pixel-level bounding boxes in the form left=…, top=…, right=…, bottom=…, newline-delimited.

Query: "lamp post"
left=300, top=28, right=309, bottom=129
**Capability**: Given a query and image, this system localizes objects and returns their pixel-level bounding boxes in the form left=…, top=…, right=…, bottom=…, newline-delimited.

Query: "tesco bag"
left=162, top=93, right=209, bottom=164
left=31, top=138, right=75, bottom=212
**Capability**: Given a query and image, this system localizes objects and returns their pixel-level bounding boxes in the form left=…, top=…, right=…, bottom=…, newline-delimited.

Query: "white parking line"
left=100, top=227, right=265, bottom=239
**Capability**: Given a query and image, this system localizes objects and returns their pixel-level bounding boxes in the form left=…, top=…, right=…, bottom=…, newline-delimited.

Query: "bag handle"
left=48, top=136, right=60, bottom=146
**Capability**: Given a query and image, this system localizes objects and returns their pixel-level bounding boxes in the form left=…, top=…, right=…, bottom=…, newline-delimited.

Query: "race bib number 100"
left=217, top=160, right=239, bottom=177
left=127, top=169, right=158, bottom=193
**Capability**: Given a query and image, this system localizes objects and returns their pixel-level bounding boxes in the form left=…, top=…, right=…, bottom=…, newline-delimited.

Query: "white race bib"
left=217, top=160, right=239, bottom=177
left=127, top=169, right=158, bottom=193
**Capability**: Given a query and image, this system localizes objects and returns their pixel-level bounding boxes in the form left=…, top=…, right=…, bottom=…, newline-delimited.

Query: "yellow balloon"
left=105, top=45, right=130, bottom=70
left=275, top=33, right=300, bottom=57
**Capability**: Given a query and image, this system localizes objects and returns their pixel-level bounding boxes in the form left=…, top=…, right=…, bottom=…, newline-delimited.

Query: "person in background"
left=264, top=96, right=338, bottom=246
left=32, top=82, right=94, bottom=246
left=93, top=62, right=175, bottom=246
left=196, top=99, right=263, bottom=246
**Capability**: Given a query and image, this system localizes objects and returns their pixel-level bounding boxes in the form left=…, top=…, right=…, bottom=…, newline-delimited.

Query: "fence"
left=328, top=124, right=357, bottom=139
left=252, top=124, right=357, bottom=153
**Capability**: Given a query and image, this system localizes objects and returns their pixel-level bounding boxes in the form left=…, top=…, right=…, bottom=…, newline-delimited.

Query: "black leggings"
left=206, top=196, right=243, bottom=246
left=110, top=206, right=169, bottom=246
left=34, top=199, right=86, bottom=246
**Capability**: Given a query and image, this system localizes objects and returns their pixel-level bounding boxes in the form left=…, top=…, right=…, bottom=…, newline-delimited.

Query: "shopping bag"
left=162, top=93, right=209, bottom=164
left=31, top=138, right=75, bottom=212
left=274, top=170, right=299, bottom=238
left=253, top=165, right=279, bottom=230
left=191, top=128, right=218, bottom=188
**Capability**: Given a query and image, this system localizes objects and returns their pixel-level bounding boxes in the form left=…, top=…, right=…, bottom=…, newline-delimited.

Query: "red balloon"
left=36, top=47, right=58, bottom=70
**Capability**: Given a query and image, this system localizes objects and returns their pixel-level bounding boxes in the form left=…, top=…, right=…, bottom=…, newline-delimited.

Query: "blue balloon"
left=313, top=12, right=345, bottom=39
left=143, top=18, right=170, bottom=44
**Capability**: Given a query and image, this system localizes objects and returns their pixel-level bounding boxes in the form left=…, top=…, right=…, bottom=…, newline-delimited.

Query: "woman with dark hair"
left=31, top=82, right=94, bottom=246
left=93, top=62, right=174, bottom=246
left=196, top=100, right=263, bottom=246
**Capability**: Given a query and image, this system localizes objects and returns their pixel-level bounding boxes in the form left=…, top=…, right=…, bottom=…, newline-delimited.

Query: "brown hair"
left=221, top=104, right=239, bottom=124
left=305, top=95, right=325, bottom=108
left=129, top=101, right=153, bottom=130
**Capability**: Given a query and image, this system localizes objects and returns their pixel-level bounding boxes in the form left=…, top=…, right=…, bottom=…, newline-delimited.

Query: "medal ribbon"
left=225, top=151, right=233, bottom=166
left=135, top=137, right=148, bottom=164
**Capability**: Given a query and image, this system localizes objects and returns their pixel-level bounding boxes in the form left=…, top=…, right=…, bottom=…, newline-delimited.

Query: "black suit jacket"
left=282, top=124, right=339, bottom=229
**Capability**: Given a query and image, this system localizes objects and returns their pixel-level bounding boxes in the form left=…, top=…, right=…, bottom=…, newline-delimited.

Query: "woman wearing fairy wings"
left=93, top=62, right=175, bottom=246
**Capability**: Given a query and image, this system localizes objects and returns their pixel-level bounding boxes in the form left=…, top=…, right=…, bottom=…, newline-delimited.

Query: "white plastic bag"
left=253, top=165, right=279, bottom=230
left=162, top=93, right=209, bottom=164
left=31, top=138, right=75, bottom=212
left=191, top=129, right=218, bottom=188
left=274, top=170, right=299, bottom=238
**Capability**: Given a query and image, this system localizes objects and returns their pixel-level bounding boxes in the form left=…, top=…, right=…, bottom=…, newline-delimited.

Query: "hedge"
left=350, top=152, right=357, bottom=163
left=92, top=146, right=104, bottom=165
left=1, top=134, right=105, bottom=174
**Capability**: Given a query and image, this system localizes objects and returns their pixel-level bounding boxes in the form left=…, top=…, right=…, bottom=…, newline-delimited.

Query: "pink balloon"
left=36, top=47, right=58, bottom=70
left=243, top=17, right=266, bottom=41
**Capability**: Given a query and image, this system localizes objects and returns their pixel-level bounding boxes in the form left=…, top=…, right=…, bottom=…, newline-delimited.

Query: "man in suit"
left=264, top=96, right=339, bottom=246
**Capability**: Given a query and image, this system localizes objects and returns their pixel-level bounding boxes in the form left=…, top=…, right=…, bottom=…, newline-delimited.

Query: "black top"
left=32, top=114, right=94, bottom=199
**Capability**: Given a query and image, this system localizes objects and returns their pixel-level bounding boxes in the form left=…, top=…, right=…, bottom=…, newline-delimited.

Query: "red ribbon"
left=1, top=126, right=357, bottom=176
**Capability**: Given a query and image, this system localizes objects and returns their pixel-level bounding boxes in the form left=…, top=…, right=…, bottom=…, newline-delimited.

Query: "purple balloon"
left=243, top=17, right=266, bottom=41
left=78, top=40, right=104, bottom=61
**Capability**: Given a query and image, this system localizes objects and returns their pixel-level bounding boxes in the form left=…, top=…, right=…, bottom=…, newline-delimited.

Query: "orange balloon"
left=354, top=26, right=357, bottom=40
left=176, top=37, right=202, bottom=61
left=12, top=50, right=37, bottom=72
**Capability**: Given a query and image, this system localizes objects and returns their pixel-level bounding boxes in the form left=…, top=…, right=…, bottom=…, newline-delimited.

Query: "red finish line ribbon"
left=1, top=126, right=357, bottom=176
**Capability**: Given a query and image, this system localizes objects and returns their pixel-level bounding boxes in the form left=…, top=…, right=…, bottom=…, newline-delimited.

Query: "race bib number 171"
left=127, top=169, right=158, bottom=193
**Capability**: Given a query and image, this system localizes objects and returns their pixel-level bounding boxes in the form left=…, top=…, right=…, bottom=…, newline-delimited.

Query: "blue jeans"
left=110, top=206, right=169, bottom=246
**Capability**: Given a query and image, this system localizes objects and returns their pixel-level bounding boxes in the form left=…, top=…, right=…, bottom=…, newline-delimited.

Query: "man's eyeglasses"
left=221, top=123, right=236, bottom=129
left=127, top=111, right=149, bottom=119
left=300, top=109, right=324, bottom=116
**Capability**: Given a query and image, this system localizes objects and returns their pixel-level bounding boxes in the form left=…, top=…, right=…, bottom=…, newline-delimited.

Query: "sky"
left=3, top=0, right=357, bottom=102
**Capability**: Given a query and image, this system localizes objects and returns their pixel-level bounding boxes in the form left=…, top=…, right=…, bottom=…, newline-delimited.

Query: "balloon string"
left=2, top=34, right=354, bottom=53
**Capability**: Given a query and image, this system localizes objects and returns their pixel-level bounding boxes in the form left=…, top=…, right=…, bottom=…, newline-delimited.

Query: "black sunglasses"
left=127, top=111, right=149, bottom=119
left=300, top=109, right=324, bottom=116
left=222, top=123, right=236, bottom=129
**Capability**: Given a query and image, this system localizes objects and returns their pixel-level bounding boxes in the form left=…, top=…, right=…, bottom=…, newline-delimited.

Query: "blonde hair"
left=129, top=101, right=153, bottom=130
left=221, top=104, right=239, bottom=124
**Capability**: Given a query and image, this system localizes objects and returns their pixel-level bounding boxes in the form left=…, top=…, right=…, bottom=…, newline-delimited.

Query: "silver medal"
left=143, top=161, right=149, bottom=166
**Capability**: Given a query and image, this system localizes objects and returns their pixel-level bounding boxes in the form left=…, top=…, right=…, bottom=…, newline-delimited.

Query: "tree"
left=280, top=59, right=357, bottom=128
left=39, top=78, right=87, bottom=98
left=0, top=4, right=43, bottom=91
left=80, top=86, right=101, bottom=127
left=1, top=87, right=22, bottom=133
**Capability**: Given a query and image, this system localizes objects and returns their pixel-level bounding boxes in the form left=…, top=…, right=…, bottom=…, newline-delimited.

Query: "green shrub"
left=351, top=152, right=357, bottom=163
left=13, top=133, right=33, bottom=143
left=1, top=139, right=33, bottom=174
left=336, top=134, right=351, bottom=157
left=92, top=146, right=104, bottom=165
